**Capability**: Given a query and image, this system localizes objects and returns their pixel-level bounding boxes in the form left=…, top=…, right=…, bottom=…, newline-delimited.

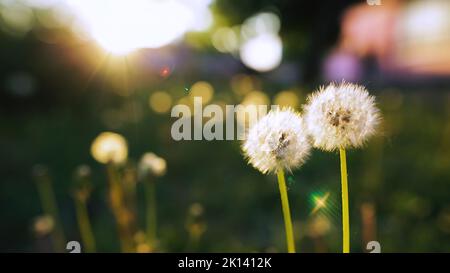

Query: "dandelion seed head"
left=90, top=132, right=128, bottom=164
left=138, top=152, right=167, bottom=178
left=242, top=108, right=311, bottom=174
left=304, top=82, right=380, bottom=151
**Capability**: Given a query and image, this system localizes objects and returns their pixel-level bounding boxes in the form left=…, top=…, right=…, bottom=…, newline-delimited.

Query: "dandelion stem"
left=145, top=180, right=157, bottom=245
left=339, top=148, right=350, bottom=253
left=35, top=175, right=66, bottom=252
left=106, top=163, right=133, bottom=252
left=276, top=169, right=296, bottom=253
left=74, top=198, right=96, bottom=253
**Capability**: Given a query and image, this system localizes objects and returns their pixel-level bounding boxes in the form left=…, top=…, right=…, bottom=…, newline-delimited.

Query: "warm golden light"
left=241, top=91, right=270, bottom=106
left=231, top=74, right=258, bottom=97
left=274, top=90, right=300, bottom=109
left=235, top=91, right=270, bottom=128
left=311, top=192, right=330, bottom=214
left=189, top=81, right=214, bottom=104
left=66, top=0, right=213, bottom=55
left=149, top=91, right=172, bottom=114
left=90, top=132, right=128, bottom=164
left=212, top=27, right=239, bottom=53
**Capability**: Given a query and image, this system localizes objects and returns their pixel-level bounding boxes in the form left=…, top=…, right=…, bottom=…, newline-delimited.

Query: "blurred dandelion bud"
left=33, top=215, right=54, bottom=237
left=242, top=108, right=311, bottom=174
left=138, top=152, right=167, bottom=179
left=75, top=164, right=92, bottom=179
left=189, top=203, right=204, bottom=218
left=90, top=132, right=128, bottom=165
left=304, top=82, right=380, bottom=151
left=72, top=165, right=93, bottom=203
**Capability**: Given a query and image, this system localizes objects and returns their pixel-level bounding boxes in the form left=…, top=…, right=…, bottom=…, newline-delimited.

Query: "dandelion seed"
left=242, top=108, right=311, bottom=253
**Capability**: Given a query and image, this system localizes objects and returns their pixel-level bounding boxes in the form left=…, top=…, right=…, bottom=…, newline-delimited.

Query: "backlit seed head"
left=304, top=82, right=380, bottom=151
left=242, top=108, right=311, bottom=174
left=138, top=152, right=167, bottom=179
left=90, top=132, right=128, bottom=164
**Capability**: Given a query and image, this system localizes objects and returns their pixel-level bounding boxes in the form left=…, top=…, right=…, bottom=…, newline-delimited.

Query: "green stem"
left=106, top=163, right=132, bottom=252
left=276, top=169, right=296, bottom=253
left=145, top=180, right=157, bottom=245
left=36, top=176, right=65, bottom=252
left=340, top=148, right=350, bottom=253
left=74, top=198, right=96, bottom=253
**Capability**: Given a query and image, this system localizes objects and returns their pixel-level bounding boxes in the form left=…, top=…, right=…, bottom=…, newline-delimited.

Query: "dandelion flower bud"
left=242, top=108, right=311, bottom=174
left=90, top=132, right=128, bottom=164
left=304, top=83, right=380, bottom=151
left=33, top=215, right=54, bottom=237
left=138, top=152, right=167, bottom=178
left=75, top=164, right=92, bottom=179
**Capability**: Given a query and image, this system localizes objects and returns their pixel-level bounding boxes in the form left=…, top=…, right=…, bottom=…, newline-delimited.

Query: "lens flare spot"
left=311, top=192, right=330, bottom=215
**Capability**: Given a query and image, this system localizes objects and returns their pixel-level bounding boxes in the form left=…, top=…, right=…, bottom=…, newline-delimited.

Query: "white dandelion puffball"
left=304, top=82, right=380, bottom=151
left=138, top=152, right=167, bottom=178
left=242, top=108, right=311, bottom=174
left=90, top=132, right=128, bottom=164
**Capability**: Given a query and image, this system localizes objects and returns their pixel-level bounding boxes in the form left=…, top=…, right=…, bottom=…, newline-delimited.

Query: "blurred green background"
left=0, top=0, right=450, bottom=252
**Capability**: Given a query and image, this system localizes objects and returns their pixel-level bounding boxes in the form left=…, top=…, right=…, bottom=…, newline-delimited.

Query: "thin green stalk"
left=145, top=180, right=157, bottom=245
left=74, top=198, right=96, bottom=253
left=36, top=176, right=66, bottom=252
left=276, top=169, right=296, bottom=253
left=187, top=228, right=201, bottom=252
left=339, top=148, right=350, bottom=253
left=106, top=163, right=133, bottom=252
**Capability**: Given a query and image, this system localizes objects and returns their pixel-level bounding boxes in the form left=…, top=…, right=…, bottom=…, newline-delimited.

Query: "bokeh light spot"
left=274, top=90, right=300, bottom=109
left=189, top=81, right=214, bottom=104
left=149, top=91, right=172, bottom=114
